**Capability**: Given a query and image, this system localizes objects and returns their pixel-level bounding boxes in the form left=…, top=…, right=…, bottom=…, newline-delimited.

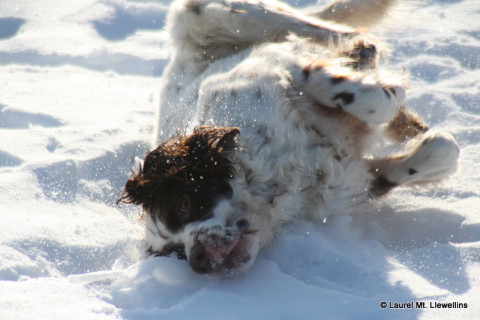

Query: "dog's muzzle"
left=187, top=219, right=258, bottom=276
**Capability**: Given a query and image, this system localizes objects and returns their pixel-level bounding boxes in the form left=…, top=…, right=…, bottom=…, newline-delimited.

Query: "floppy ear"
left=117, top=137, right=187, bottom=206
left=214, top=127, right=240, bottom=152
left=118, top=126, right=240, bottom=206
left=188, top=126, right=240, bottom=153
left=118, top=174, right=159, bottom=206
left=184, top=126, right=240, bottom=177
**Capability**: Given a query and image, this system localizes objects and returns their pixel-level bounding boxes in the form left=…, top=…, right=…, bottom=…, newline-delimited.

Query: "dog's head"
left=120, top=126, right=261, bottom=276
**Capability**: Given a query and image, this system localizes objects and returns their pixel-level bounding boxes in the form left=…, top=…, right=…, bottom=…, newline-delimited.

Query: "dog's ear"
left=185, top=126, right=240, bottom=178
left=118, top=139, right=187, bottom=206
left=188, top=126, right=240, bottom=154
left=118, top=126, right=240, bottom=207
left=118, top=173, right=154, bottom=205
left=215, top=127, right=240, bottom=152
left=118, top=167, right=186, bottom=207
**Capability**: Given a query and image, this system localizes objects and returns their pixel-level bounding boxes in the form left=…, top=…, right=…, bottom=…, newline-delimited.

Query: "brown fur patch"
left=330, top=76, right=348, bottom=84
left=303, top=59, right=329, bottom=72
left=385, top=106, right=429, bottom=143
left=118, top=126, right=240, bottom=233
left=302, top=66, right=310, bottom=80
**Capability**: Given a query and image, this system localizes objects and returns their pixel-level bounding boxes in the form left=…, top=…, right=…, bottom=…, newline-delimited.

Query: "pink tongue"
left=204, top=238, right=240, bottom=264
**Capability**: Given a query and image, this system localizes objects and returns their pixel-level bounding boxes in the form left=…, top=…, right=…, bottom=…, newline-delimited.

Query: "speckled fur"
left=121, top=0, right=459, bottom=276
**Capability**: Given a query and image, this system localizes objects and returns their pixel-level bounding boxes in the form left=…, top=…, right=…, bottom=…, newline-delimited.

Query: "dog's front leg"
left=300, top=59, right=406, bottom=126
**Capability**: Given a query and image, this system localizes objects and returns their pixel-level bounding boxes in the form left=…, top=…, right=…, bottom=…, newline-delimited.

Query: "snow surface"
left=1, top=0, right=479, bottom=319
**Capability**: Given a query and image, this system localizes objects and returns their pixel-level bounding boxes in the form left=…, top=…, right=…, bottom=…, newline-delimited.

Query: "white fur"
left=147, top=0, right=459, bottom=276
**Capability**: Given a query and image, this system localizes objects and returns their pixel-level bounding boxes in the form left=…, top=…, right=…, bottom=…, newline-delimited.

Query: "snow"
left=1, top=0, right=479, bottom=319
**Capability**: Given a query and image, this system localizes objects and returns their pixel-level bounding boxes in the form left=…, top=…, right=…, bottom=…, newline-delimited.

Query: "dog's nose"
left=188, top=237, right=241, bottom=274
left=189, top=244, right=213, bottom=274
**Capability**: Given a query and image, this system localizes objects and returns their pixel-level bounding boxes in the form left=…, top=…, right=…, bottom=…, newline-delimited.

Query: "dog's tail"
left=307, top=0, right=404, bottom=29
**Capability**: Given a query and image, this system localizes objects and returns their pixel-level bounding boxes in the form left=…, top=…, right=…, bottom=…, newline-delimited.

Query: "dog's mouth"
left=188, top=229, right=258, bottom=276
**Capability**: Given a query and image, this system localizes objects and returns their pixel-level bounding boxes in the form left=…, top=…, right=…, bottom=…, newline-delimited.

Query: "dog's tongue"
left=204, top=238, right=240, bottom=264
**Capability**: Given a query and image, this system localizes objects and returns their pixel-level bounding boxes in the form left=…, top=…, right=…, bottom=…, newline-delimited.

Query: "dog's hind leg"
left=167, top=0, right=357, bottom=65
left=369, top=131, right=460, bottom=197
left=309, top=0, right=399, bottom=29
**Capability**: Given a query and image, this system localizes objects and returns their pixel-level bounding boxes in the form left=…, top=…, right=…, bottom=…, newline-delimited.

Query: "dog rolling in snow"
left=119, top=0, right=460, bottom=276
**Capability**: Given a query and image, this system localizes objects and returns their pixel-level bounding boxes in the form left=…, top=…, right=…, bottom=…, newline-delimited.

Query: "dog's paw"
left=385, top=131, right=460, bottom=186
left=343, top=40, right=378, bottom=70
left=332, top=83, right=405, bottom=126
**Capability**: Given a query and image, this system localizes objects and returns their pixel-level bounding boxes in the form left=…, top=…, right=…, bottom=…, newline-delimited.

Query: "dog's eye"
left=176, top=195, right=191, bottom=220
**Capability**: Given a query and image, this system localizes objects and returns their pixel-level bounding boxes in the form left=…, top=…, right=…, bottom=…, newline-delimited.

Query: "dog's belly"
left=158, top=46, right=373, bottom=222
left=194, top=70, right=371, bottom=221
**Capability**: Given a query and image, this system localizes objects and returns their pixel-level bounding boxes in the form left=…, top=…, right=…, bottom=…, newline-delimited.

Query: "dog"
left=119, top=0, right=460, bottom=276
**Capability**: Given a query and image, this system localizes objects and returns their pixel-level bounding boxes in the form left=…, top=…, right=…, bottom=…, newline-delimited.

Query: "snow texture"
left=1, top=0, right=479, bottom=319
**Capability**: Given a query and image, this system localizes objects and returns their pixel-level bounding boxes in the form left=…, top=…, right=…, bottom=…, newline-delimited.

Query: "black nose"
left=188, top=244, right=213, bottom=274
